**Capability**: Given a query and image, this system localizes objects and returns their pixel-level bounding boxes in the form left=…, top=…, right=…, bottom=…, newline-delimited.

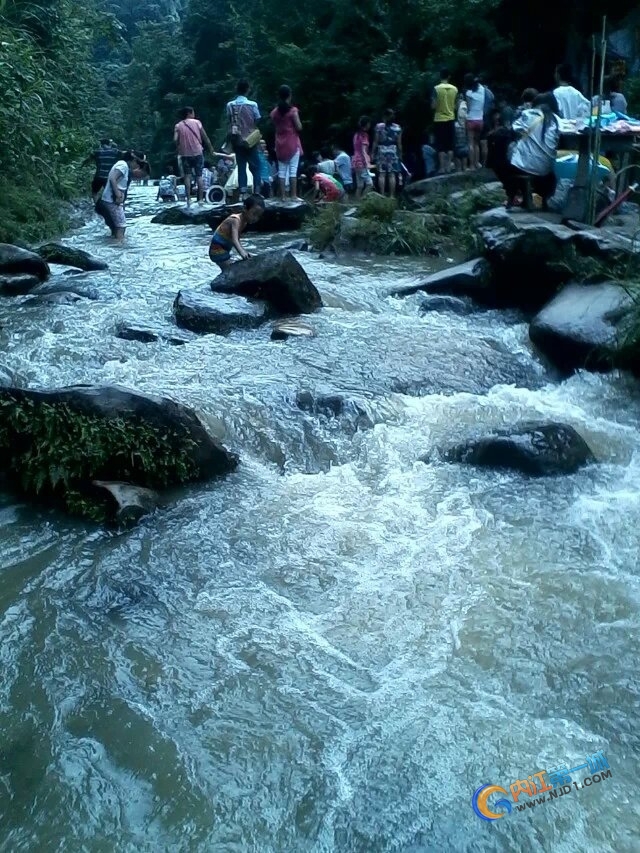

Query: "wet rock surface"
left=392, top=259, right=493, bottom=302
left=529, top=282, right=634, bottom=373
left=207, top=200, right=312, bottom=233
left=296, top=390, right=374, bottom=431
left=0, top=273, right=42, bottom=296
left=91, top=480, right=162, bottom=527
left=419, top=295, right=476, bottom=315
left=475, top=208, right=640, bottom=310
left=0, top=244, right=50, bottom=281
left=438, top=422, right=595, bottom=476
left=115, top=321, right=195, bottom=346
left=35, top=243, right=109, bottom=271
left=174, top=289, right=270, bottom=336
left=211, top=249, right=322, bottom=315
left=270, top=318, right=316, bottom=341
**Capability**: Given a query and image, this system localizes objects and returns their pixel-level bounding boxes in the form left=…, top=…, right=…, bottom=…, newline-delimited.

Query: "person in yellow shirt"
left=431, top=69, right=458, bottom=174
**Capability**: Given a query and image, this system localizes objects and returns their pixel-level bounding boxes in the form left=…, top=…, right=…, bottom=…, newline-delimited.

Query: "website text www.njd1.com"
left=472, top=750, right=611, bottom=821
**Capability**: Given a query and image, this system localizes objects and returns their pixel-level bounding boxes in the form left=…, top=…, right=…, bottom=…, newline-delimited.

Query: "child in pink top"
left=352, top=115, right=373, bottom=198
left=309, top=167, right=345, bottom=202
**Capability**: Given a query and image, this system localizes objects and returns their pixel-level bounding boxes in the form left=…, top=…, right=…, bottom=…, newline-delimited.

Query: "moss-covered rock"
left=0, top=384, right=238, bottom=522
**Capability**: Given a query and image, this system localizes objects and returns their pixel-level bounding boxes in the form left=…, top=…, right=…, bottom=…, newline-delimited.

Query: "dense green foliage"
left=0, top=395, right=198, bottom=521
left=1, top=0, right=637, bottom=241
left=0, top=0, right=120, bottom=241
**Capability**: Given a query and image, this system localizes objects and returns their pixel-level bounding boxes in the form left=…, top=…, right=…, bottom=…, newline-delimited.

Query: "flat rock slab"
left=475, top=207, right=640, bottom=309
left=23, top=291, right=88, bottom=306
left=392, top=258, right=493, bottom=301
left=529, top=282, right=634, bottom=372
left=0, top=273, right=42, bottom=296
left=30, top=281, right=101, bottom=301
left=270, top=318, right=315, bottom=341
left=151, top=205, right=213, bottom=226
left=207, top=199, right=312, bottom=233
left=0, top=244, right=49, bottom=281
left=211, top=249, right=322, bottom=315
left=174, top=289, right=269, bottom=335
left=403, top=169, right=497, bottom=209
left=439, top=422, right=595, bottom=476
left=115, top=321, right=194, bottom=346
left=35, top=243, right=109, bottom=271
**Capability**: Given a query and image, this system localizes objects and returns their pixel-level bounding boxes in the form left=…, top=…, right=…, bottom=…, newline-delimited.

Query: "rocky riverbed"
left=0, top=186, right=638, bottom=851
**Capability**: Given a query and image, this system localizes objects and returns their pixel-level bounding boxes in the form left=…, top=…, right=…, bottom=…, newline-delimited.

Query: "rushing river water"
left=0, top=188, right=639, bottom=852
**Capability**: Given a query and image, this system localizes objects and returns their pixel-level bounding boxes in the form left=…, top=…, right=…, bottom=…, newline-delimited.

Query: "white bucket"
left=206, top=185, right=226, bottom=205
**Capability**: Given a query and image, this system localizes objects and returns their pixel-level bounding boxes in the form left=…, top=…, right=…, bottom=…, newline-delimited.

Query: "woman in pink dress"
left=270, top=85, right=303, bottom=201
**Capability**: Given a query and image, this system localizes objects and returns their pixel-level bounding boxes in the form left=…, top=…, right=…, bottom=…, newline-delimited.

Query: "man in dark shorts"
left=173, top=107, right=215, bottom=206
left=83, top=139, right=119, bottom=201
left=431, top=69, right=458, bottom=173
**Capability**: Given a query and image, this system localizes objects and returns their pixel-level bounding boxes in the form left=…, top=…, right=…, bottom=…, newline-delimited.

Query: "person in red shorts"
left=309, top=166, right=345, bottom=202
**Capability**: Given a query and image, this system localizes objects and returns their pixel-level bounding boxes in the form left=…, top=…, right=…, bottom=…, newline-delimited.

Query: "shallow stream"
left=0, top=188, right=638, bottom=852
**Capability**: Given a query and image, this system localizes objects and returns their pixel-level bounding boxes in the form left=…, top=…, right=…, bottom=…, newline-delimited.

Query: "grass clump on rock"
left=308, top=193, right=441, bottom=256
left=0, top=395, right=200, bottom=522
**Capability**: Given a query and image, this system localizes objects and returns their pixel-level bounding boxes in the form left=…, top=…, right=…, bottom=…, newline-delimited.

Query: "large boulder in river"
left=440, top=422, right=594, bottom=476
left=174, top=289, right=270, bottom=335
left=35, top=243, right=109, bottom=271
left=475, top=208, right=639, bottom=310
left=391, top=258, right=493, bottom=302
left=0, top=244, right=49, bottom=282
left=0, top=384, right=238, bottom=521
left=211, top=250, right=322, bottom=315
left=0, top=273, right=42, bottom=296
left=207, top=199, right=312, bottom=233
left=529, top=282, right=634, bottom=373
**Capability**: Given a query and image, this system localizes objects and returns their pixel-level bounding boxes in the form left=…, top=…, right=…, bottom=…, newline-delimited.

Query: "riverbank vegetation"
left=0, top=0, right=121, bottom=241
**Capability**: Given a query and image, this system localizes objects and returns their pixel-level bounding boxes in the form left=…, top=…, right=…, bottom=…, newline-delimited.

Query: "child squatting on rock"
left=208, top=194, right=266, bottom=270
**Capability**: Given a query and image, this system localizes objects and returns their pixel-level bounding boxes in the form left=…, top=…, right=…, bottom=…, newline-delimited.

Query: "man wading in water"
left=83, top=138, right=119, bottom=201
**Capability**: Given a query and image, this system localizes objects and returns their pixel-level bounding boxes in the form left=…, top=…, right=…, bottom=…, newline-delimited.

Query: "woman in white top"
left=504, top=92, right=560, bottom=209
left=464, top=73, right=486, bottom=169
left=99, top=150, right=147, bottom=239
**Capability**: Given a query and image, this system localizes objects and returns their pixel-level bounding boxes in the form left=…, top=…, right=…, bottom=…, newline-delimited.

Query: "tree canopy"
left=0, top=0, right=637, bottom=241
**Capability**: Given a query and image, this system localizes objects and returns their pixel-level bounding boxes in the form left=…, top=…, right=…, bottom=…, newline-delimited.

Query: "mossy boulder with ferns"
left=0, top=384, right=238, bottom=522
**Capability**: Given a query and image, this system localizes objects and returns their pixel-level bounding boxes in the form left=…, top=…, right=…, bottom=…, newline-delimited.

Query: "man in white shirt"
left=553, top=63, right=590, bottom=120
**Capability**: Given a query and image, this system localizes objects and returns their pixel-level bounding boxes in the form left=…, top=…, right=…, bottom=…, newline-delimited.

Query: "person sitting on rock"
left=208, top=194, right=265, bottom=270
left=503, top=92, right=560, bottom=210
left=308, top=166, right=345, bottom=202
left=157, top=172, right=178, bottom=202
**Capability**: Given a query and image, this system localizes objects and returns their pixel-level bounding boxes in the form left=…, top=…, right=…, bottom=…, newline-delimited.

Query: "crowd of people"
left=86, top=64, right=628, bottom=243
